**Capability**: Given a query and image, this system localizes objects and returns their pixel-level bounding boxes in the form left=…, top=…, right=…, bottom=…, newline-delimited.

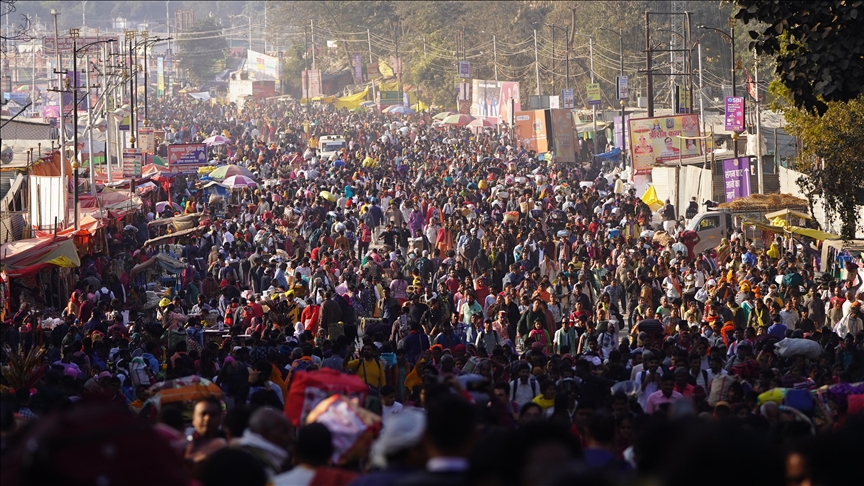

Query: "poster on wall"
left=722, top=157, right=752, bottom=201
left=498, top=81, right=521, bottom=128
left=628, top=114, right=702, bottom=175
left=549, top=109, right=576, bottom=163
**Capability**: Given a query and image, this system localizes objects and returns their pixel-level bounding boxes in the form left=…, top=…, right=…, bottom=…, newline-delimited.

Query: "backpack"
left=129, top=358, right=154, bottom=387
left=511, top=378, right=537, bottom=401
left=98, top=289, right=112, bottom=305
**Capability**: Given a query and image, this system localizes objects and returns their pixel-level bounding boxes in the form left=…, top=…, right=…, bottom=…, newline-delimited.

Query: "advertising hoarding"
left=514, top=110, right=549, bottom=154
left=628, top=114, right=702, bottom=175
left=470, top=79, right=502, bottom=120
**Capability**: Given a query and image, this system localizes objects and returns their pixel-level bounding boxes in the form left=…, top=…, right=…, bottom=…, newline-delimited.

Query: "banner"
left=514, top=110, right=549, bottom=154
left=458, top=61, right=471, bottom=78
left=562, top=88, right=574, bottom=109
left=302, top=69, right=323, bottom=98
left=157, top=57, right=165, bottom=97
left=587, top=83, right=602, bottom=106
left=470, top=80, right=502, bottom=120
left=498, top=81, right=521, bottom=128
left=167, top=143, right=207, bottom=171
left=353, top=54, right=363, bottom=83
left=628, top=114, right=702, bottom=175
left=119, top=115, right=130, bottom=131
left=42, top=36, right=117, bottom=54
left=367, top=62, right=379, bottom=79
left=122, top=148, right=142, bottom=178
left=616, top=76, right=629, bottom=100
left=722, top=157, right=752, bottom=201
left=139, top=126, right=155, bottom=154
left=724, top=96, right=745, bottom=132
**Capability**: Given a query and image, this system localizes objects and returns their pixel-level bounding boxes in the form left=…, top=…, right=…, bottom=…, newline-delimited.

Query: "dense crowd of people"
left=1, top=96, right=862, bottom=486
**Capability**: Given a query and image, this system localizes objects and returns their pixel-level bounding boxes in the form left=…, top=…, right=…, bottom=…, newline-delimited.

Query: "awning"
left=333, top=87, right=370, bottom=110
left=143, top=226, right=203, bottom=247
left=764, top=208, right=812, bottom=221
left=33, top=213, right=104, bottom=238
left=130, top=253, right=187, bottom=276
left=741, top=220, right=840, bottom=240
left=0, top=235, right=80, bottom=277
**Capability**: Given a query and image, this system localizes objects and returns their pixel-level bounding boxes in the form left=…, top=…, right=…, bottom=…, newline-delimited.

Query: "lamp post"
left=125, top=30, right=137, bottom=147
left=599, top=27, right=625, bottom=124
left=70, top=28, right=80, bottom=230
left=697, top=24, right=737, bottom=157
left=546, top=24, right=571, bottom=91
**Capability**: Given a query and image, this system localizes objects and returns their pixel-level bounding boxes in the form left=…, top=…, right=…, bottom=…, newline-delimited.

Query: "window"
left=698, top=216, right=720, bottom=231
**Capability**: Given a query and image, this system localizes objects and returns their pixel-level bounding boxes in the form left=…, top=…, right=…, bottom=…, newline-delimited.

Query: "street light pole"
left=142, top=31, right=149, bottom=123
left=698, top=24, right=737, bottom=157
left=51, top=9, right=66, bottom=227
left=70, top=28, right=80, bottom=230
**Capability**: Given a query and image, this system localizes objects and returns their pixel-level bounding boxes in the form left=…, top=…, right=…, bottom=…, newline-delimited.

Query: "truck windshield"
left=322, top=142, right=345, bottom=152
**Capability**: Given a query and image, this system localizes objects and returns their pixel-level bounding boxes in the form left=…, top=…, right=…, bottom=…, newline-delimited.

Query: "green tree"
left=773, top=83, right=864, bottom=239
left=176, top=16, right=227, bottom=86
left=734, top=0, right=864, bottom=115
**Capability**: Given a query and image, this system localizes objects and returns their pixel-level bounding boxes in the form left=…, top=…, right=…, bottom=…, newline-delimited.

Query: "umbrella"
left=433, top=111, right=456, bottom=120
left=147, top=376, right=222, bottom=407
left=208, top=164, right=254, bottom=180
left=441, top=114, right=475, bottom=126
left=156, top=201, right=183, bottom=213
left=150, top=155, right=168, bottom=167
left=467, top=118, right=496, bottom=128
left=360, top=101, right=377, bottom=108
left=385, top=105, right=415, bottom=115
left=203, top=135, right=230, bottom=146
left=222, top=175, right=257, bottom=189
left=319, top=191, right=337, bottom=202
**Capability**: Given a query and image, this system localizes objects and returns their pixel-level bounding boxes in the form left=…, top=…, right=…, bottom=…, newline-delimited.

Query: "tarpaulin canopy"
left=130, top=253, right=187, bottom=276
left=0, top=235, right=80, bottom=277
left=333, top=87, right=370, bottom=110
left=764, top=208, right=812, bottom=221
left=595, top=148, right=622, bottom=161
left=33, top=213, right=104, bottom=238
left=143, top=226, right=203, bottom=247
left=147, top=213, right=202, bottom=231
left=742, top=220, right=840, bottom=240
left=78, top=191, right=143, bottom=212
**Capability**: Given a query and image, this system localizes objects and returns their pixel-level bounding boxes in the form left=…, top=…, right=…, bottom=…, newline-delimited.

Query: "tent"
left=143, top=226, right=203, bottom=247
left=147, top=213, right=202, bottom=231
left=0, top=235, right=80, bottom=277
left=33, top=213, right=104, bottom=238
left=130, top=253, right=187, bottom=277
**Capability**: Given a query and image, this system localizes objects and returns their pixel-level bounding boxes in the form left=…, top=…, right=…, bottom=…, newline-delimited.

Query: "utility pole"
left=755, top=50, right=763, bottom=194
left=549, top=25, right=555, bottom=93
left=590, top=35, right=597, bottom=155
left=51, top=9, right=66, bottom=228
left=310, top=19, right=315, bottom=69
left=698, top=43, right=704, bottom=137
left=533, top=29, right=540, bottom=96
left=493, top=35, right=498, bottom=81
left=71, top=28, right=80, bottom=231
left=103, top=42, right=112, bottom=182
left=367, top=28, right=372, bottom=63
left=166, top=1, right=170, bottom=53
left=646, top=12, right=654, bottom=117
left=565, top=26, right=570, bottom=89
left=395, top=19, right=402, bottom=106
left=85, top=52, right=95, bottom=196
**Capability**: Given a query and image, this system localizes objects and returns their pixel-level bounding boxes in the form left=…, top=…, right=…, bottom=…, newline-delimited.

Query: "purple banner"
left=724, top=96, right=745, bottom=132
left=722, top=157, right=752, bottom=201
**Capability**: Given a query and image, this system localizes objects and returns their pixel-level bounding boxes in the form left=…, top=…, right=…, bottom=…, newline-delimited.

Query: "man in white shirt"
left=509, top=363, right=539, bottom=409
left=380, top=385, right=404, bottom=425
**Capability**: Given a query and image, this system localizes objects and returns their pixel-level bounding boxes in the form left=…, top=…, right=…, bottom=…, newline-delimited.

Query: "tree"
left=734, top=0, right=864, bottom=115
left=176, top=16, right=227, bottom=86
left=773, top=83, right=864, bottom=239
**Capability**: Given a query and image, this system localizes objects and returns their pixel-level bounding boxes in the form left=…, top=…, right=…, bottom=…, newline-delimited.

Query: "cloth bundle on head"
left=369, top=408, right=427, bottom=468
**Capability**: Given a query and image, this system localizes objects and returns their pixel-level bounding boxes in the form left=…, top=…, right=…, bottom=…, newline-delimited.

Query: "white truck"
left=684, top=210, right=736, bottom=255
left=318, top=135, right=346, bottom=160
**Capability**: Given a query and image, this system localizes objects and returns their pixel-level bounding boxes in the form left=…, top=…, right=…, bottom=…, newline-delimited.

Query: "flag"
left=641, top=184, right=663, bottom=211
left=746, top=71, right=759, bottom=101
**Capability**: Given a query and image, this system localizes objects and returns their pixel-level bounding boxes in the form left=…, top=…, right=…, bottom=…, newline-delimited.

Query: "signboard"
left=550, top=108, right=576, bottom=163
left=587, top=83, right=602, bottom=106
left=157, top=57, right=165, bottom=97
left=675, top=85, right=691, bottom=114
left=562, top=88, right=575, bottom=109
left=470, top=80, right=502, bottom=120
left=616, top=76, right=629, bottom=100
left=457, top=60, right=471, bottom=78
left=301, top=69, right=322, bottom=98
left=514, top=110, right=549, bottom=154
left=119, top=115, right=130, bottom=131
left=724, top=96, right=745, bottom=132
left=628, top=114, right=702, bottom=175
left=139, top=126, right=155, bottom=154
left=498, top=81, right=521, bottom=128
left=42, top=36, right=117, bottom=54
left=247, top=48, right=281, bottom=89
left=549, top=96, right=560, bottom=109
left=614, top=115, right=630, bottom=150
left=353, top=54, right=363, bottom=83
left=722, top=157, right=752, bottom=201
left=167, top=143, right=207, bottom=170
left=367, top=62, right=379, bottom=79
left=122, top=148, right=142, bottom=178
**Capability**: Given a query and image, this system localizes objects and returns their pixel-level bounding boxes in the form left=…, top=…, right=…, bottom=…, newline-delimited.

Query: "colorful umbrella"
left=203, top=135, right=230, bottom=146
left=467, top=118, right=496, bottom=128
left=221, top=175, right=257, bottom=189
left=384, top=105, right=415, bottom=115
left=150, top=155, right=168, bottom=167
left=440, top=114, right=475, bottom=126
left=147, top=376, right=223, bottom=407
left=155, top=201, right=183, bottom=213
left=319, top=191, right=337, bottom=202
left=208, top=164, right=254, bottom=180
left=433, top=111, right=456, bottom=120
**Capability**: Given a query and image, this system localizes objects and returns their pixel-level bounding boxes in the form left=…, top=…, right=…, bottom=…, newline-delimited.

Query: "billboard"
left=514, top=110, right=549, bottom=154
left=470, top=79, right=502, bottom=120
left=246, top=49, right=280, bottom=80
left=562, top=88, right=575, bottom=109
left=549, top=109, right=576, bottom=163
left=301, top=69, right=322, bottom=98
left=167, top=143, right=207, bottom=171
left=498, top=81, right=521, bottom=128
left=722, top=157, right=752, bottom=201
left=628, top=114, right=702, bottom=175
